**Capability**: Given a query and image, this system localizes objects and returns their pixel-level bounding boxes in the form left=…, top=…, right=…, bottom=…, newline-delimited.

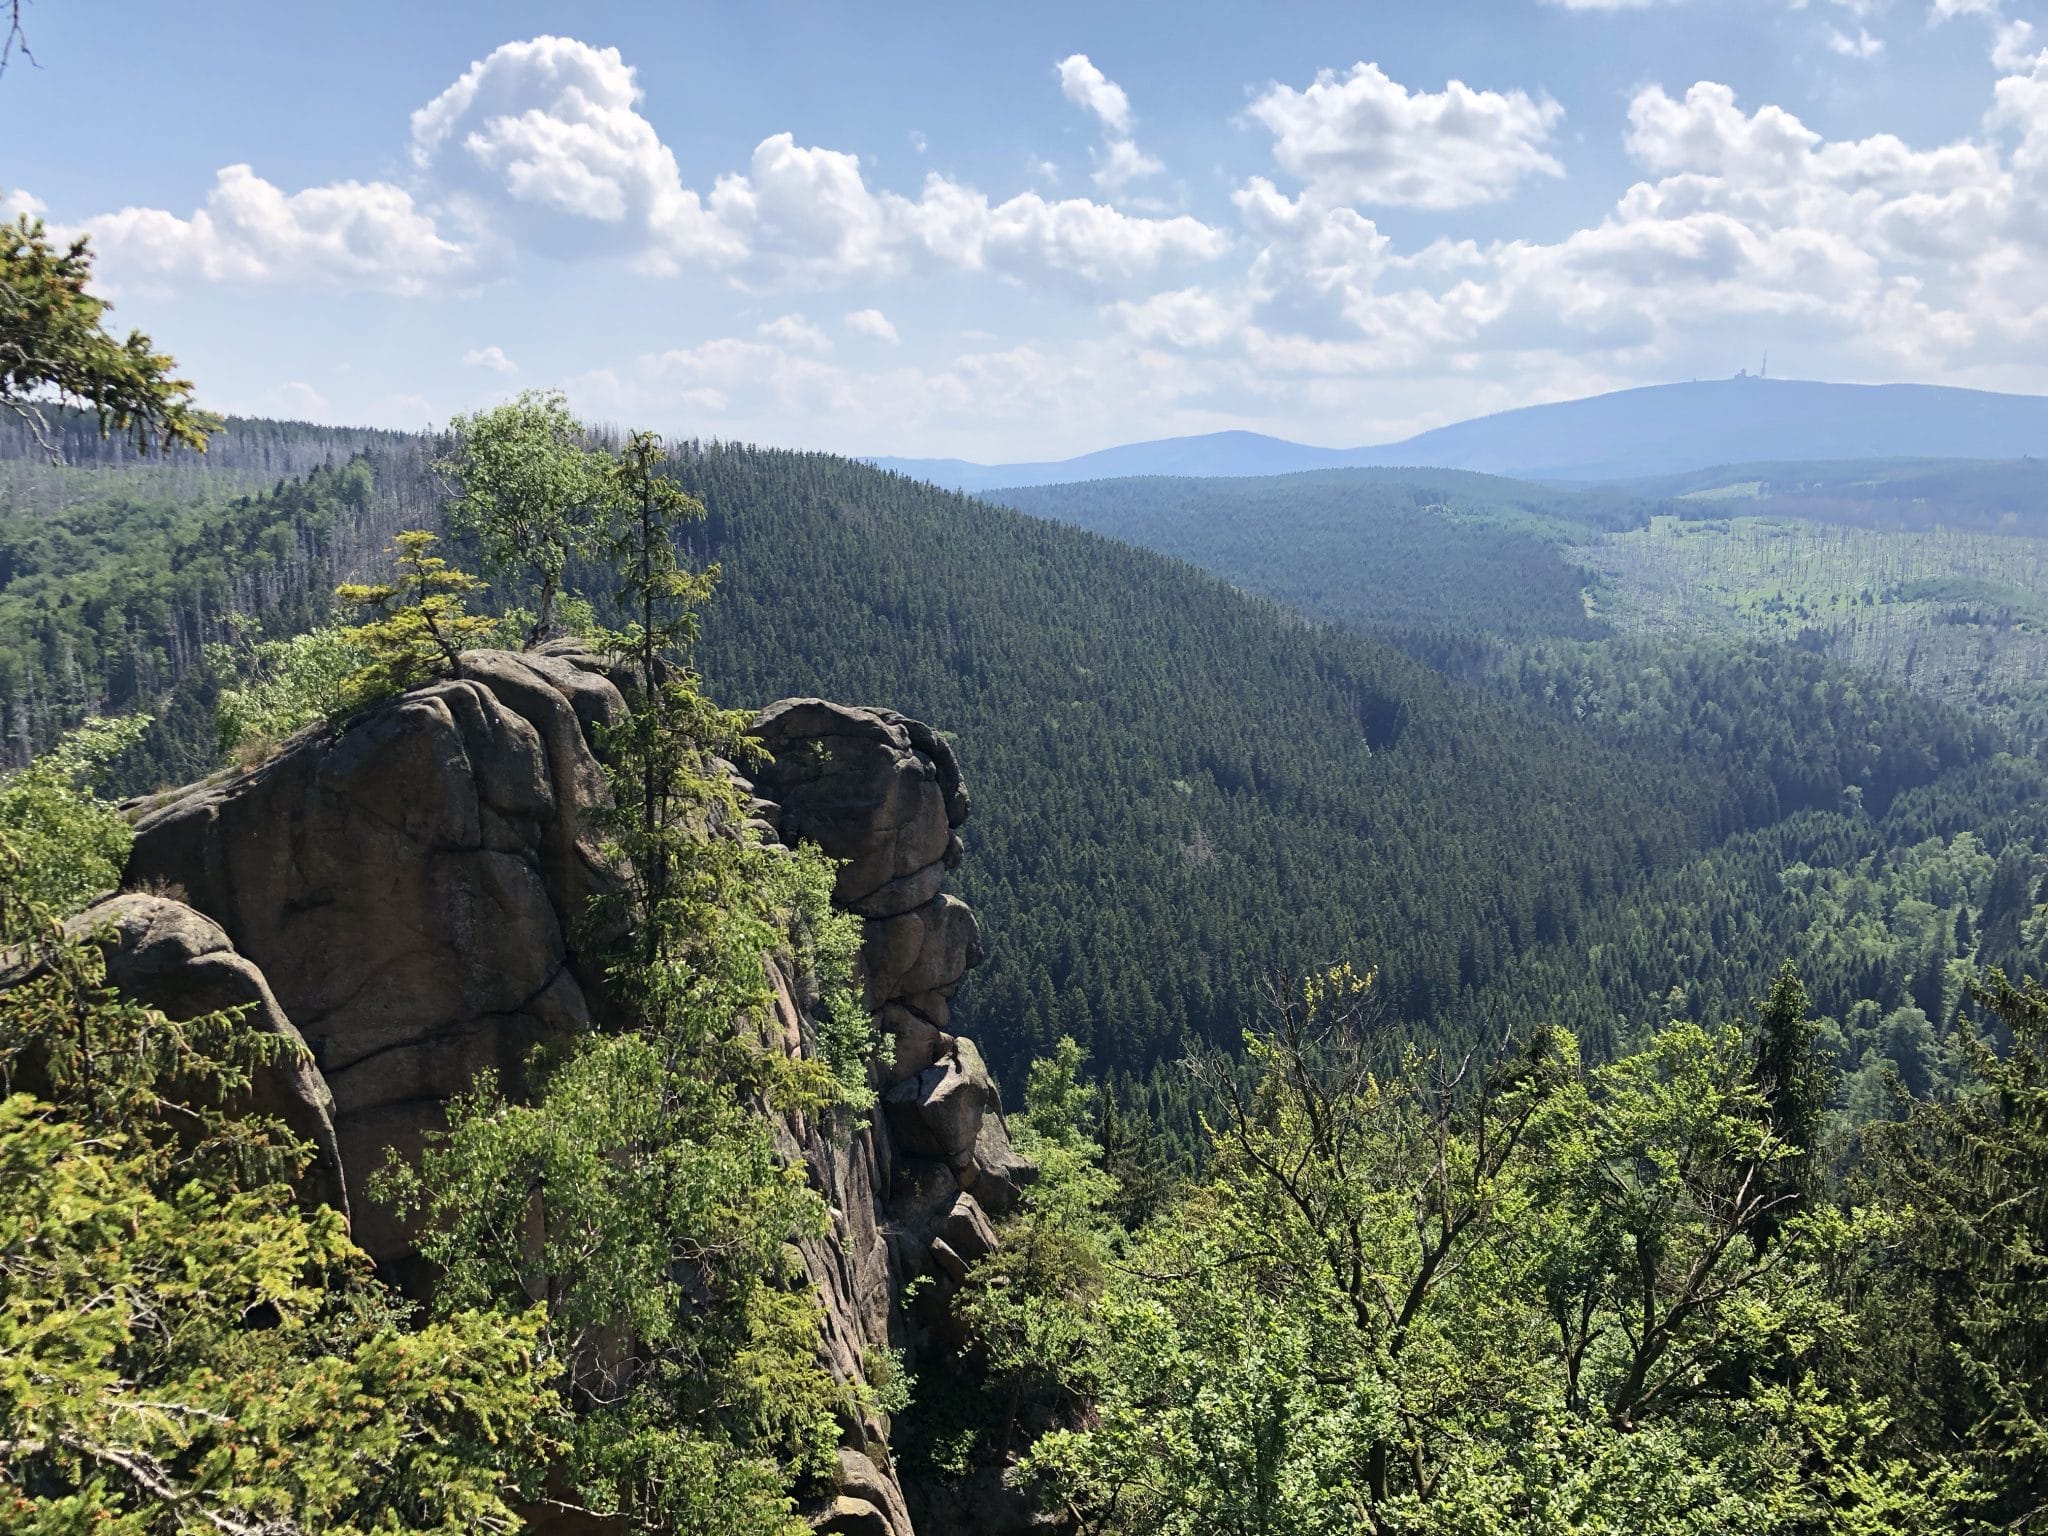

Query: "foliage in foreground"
left=953, top=963, right=2048, bottom=1535
left=0, top=712, right=147, bottom=913
left=3, top=406, right=881, bottom=1534
left=0, top=829, right=559, bottom=1533
left=0, top=211, right=217, bottom=459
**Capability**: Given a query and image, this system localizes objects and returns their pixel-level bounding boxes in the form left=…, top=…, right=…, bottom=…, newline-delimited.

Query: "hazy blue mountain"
left=872, top=377, right=2048, bottom=489
left=868, top=429, right=1363, bottom=491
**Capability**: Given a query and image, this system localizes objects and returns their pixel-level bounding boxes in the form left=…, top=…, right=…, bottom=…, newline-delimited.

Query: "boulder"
left=941, top=1193, right=998, bottom=1266
left=833, top=1448, right=915, bottom=1536
left=64, top=893, right=348, bottom=1217
left=960, top=1113, right=1034, bottom=1217
left=752, top=700, right=967, bottom=920
left=123, top=655, right=618, bottom=1264
left=881, top=1004, right=950, bottom=1086
left=890, top=896, right=984, bottom=1002
left=927, top=1236, right=969, bottom=1285
left=882, top=1039, right=996, bottom=1163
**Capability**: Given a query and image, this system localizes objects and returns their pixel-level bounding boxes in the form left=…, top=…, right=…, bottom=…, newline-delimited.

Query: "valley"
left=6, top=386, right=2048, bottom=1534
left=20, top=1, right=2048, bottom=1521
left=12, top=7, right=2048, bottom=1527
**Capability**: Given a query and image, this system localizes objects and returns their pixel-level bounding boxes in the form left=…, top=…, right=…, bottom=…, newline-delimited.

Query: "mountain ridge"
left=871, top=377, right=2048, bottom=490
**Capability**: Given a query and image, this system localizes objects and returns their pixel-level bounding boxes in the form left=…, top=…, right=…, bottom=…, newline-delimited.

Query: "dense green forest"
left=668, top=446, right=2043, bottom=1084
left=943, top=964, right=2048, bottom=1535
left=3, top=423, right=2043, bottom=1098
left=990, top=468, right=1635, bottom=640
left=5, top=402, right=2048, bottom=1534
left=993, top=462, right=2048, bottom=749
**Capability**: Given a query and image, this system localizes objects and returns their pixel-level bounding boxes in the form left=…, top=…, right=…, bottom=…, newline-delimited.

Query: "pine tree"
left=1751, top=962, right=1830, bottom=1243
left=1864, top=972, right=2048, bottom=1529
left=1, top=212, right=218, bottom=459
left=335, top=530, right=495, bottom=702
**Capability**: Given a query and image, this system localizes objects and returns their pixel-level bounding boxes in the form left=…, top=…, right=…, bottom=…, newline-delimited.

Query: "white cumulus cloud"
left=1826, top=25, right=1886, bottom=58
left=78, top=166, right=469, bottom=295
left=1094, top=138, right=1166, bottom=193
left=843, top=307, right=900, bottom=342
left=409, top=34, right=738, bottom=269
left=1056, top=54, right=1133, bottom=134
left=1245, top=63, right=1565, bottom=209
left=462, top=345, right=518, bottom=373
left=757, top=312, right=833, bottom=351
left=56, top=34, right=1219, bottom=299
left=902, top=177, right=1230, bottom=286
left=1115, top=63, right=2048, bottom=433
left=1053, top=55, right=1168, bottom=196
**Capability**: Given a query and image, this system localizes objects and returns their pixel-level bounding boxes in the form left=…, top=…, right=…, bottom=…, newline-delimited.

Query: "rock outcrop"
left=750, top=700, right=1052, bottom=1536
left=121, top=649, right=630, bottom=1267
left=752, top=702, right=1027, bottom=1261
left=67, top=893, right=350, bottom=1217
left=66, top=658, right=1026, bottom=1536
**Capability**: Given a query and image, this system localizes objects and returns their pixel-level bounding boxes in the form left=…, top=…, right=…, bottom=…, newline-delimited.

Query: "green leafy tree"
left=0, top=712, right=147, bottom=914
left=336, top=530, right=496, bottom=702
left=954, top=1036, right=1118, bottom=1461
left=0, top=830, right=561, bottom=1533
left=1748, top=962, right=1830, bottom=1251
left=1, top=212, right=218, bottom=458
left=381, top=428, right=873, bottom=1534
left=441, top=390, right=606, bottom=648
left=1012, top=968, right=1961, bottom=1536
left=210, top=624, right=369, bottom=758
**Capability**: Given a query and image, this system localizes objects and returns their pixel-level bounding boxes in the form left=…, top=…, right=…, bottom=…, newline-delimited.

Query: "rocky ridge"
left=75, top=647, right=1026, bottom=1536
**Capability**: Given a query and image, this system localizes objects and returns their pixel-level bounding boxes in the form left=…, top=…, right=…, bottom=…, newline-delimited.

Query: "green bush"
left=212, top=626, right=368, bottom=756
left=0, top=713, right=149, bottom=914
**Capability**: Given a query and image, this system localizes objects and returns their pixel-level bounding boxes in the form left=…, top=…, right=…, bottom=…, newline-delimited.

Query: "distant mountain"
left=869, top=429, right=1363, bottom=490
left=871, top=378, right=2048, bottom=489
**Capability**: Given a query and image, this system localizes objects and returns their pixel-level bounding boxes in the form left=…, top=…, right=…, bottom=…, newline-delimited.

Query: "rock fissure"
left=315, top=958, right=572, bottom=1083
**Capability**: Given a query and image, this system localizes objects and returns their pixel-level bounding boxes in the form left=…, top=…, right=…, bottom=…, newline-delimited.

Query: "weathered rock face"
left=66, top=893, right=351, bottom=1217
left=750, top=702, right=1033, bottom=1416
left=123, top=650, right=629, bottom=1266
left=76, top=664, right=1026, bottom=1536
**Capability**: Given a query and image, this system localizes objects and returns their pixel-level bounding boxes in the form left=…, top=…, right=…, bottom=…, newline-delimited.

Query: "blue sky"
left=5, top=0, right=2043, bottom=459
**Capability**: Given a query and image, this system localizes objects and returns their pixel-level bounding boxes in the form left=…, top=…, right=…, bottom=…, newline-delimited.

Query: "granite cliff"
left=69, top=646, right=1029, bottom=1536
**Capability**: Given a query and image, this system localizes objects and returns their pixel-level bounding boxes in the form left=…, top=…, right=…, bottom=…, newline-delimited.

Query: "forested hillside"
left=992, top=468, right=1638, bottom=639
left=0, top=437, right=439, bottom=778
left=668, top=447, right=2046, bottom=1085
left=1587, top=513, right=2048, bottom=745
left=3, top=422, right=2043, bottom=1098
left=682, top=450, right=1720, bottom=1078
left=995, top=463, right=2048, bottom=749
left=1624, top=454, right=2048, bottom=532
left=6, top=409, right=2048, bottom=1536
